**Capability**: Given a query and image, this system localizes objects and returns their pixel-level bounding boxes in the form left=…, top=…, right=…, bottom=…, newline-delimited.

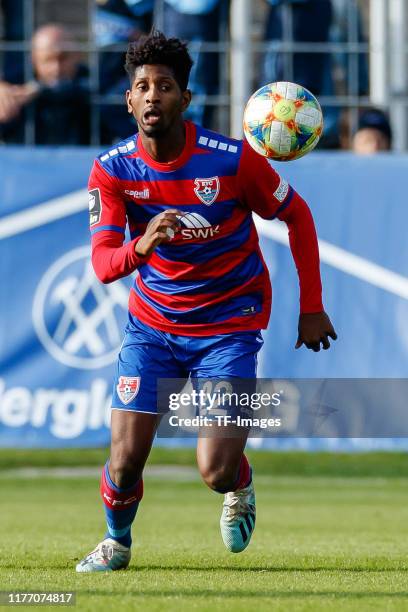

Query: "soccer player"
left=76, top=31, right=337, bottom=572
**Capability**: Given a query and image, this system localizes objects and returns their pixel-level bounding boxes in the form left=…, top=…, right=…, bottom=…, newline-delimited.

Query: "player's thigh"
left=193, top=330, right=262, bottom=473
left=110, top=409, right=160, bottom=469
left=190, top=331, right=263, bottom=428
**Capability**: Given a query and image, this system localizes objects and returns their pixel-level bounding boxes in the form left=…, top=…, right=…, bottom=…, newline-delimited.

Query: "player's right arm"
left=89, top=160, right=180, bottom=283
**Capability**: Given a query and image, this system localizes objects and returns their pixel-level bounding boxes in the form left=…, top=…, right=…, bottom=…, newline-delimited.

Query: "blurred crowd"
left=0, top=0, right=392, bottom=152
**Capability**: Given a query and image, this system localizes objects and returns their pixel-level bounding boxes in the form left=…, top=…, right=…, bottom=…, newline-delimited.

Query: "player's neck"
left=139, top=120, right=186, bottom=163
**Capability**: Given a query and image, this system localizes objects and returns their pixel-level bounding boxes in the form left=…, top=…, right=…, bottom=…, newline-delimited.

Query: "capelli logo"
left=124, top=188, right=149, bottom=200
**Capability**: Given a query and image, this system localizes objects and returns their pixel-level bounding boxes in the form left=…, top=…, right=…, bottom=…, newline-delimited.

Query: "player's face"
left=126, top=64, right=191, bottom=137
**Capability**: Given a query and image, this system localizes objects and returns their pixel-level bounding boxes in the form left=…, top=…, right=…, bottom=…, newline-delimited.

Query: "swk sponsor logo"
left=181, top=226, right=220, bottom=240
left=178, top=212, right=219, bottom=241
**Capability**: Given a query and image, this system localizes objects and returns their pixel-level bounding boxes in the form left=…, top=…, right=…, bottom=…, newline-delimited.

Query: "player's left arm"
left=237, top=141, right=337, bottom=352
left=278, top=198, right=337, bottom=351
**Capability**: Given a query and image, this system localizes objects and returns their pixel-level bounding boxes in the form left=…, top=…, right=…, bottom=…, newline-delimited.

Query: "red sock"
left=234, top=454, right=251, bottom=490
left=100, top=465, right=144, bottom=510
left=100, top=464, right=144, bottom=546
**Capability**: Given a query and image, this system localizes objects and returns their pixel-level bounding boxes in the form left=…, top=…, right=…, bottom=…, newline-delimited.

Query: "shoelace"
left=100, top=544, right=114, bottom=561
left=85, top=543, right=113, bottom=564
left=223, top=488, right=254, bottom=521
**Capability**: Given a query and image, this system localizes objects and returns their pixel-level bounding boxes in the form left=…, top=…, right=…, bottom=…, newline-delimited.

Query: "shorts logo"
left=194, top=177, right=220, bottom=206
left=89, top=188, right=102, bottom=226
left=117, top=376, right=140, bottom=405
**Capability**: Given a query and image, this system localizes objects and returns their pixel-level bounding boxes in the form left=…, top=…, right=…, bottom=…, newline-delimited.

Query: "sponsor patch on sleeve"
left=273, top=177, right=289, bottom=203
left=89, top=188, right=102, bottom=226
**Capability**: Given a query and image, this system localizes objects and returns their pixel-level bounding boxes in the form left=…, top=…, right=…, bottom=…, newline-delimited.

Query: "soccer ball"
left=243, top=81, right=323, bottom=161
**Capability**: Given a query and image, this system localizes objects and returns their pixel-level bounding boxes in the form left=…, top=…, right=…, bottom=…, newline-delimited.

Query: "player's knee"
left=199, top=464, right=237, bottom=493
left=109, top=454, right=143, bottom=489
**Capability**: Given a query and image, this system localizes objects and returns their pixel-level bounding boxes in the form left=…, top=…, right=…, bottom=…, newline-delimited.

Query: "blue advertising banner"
left=0, top=148, right=122, bottom=447
left=0, top=149, right=407, bottom=448
left=257, top=153, right=408, bottom=380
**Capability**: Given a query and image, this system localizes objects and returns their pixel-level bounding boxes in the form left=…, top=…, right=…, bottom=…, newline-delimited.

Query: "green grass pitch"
left=1, top=460, right=408, bottom=611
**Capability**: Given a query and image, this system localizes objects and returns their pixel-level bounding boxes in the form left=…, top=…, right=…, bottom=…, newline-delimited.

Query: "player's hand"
left=135, top=209, right=182, bottom=257
left=295, top=311, right=337, bottom=352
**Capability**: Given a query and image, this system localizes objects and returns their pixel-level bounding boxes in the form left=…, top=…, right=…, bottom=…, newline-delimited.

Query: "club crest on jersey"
left=116, top=376, right=140, bottom=405
left=194, top=177, right=220, bottom=206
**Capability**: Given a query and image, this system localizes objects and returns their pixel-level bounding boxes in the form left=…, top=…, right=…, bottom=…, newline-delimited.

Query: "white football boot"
left=76, top=538, right=131, bottom=572
left=220, top=480, right=256, bottom=553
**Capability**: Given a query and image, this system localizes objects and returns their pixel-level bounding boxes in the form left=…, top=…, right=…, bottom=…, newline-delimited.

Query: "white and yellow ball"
left=243, top=81, right=323, bottom=161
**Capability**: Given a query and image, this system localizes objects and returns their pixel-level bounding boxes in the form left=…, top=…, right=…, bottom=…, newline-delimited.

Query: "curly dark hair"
left=125, top=30, right=193, bottom=91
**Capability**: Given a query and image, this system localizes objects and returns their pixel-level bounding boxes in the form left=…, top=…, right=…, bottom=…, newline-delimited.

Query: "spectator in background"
left=262, top=0, right=333, bottom=94
left=158, top=0, right=228, bottom=127
left=0, top=0, right=25, bottom=83
left=261, top=0, right=337, bottom=146
left=352, top=108, right=392, bottom=154
left=0, top=24, right=90, bottom=144
left=93, top=0, right=153, bottom=143
left=330, top=0, right=368, bottom=96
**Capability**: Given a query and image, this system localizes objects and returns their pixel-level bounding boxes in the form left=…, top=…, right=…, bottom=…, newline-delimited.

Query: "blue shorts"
left=112, top=314, right=264, bottom=414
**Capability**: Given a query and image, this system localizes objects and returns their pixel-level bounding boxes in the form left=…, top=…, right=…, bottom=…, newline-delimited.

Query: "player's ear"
left=181, top=89, right=192, bottom=113
left=126, top=89, right=133, bottom=114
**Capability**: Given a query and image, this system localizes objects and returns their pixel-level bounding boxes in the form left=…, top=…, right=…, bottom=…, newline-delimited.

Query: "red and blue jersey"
left=89, top=121, right=323, bottom=336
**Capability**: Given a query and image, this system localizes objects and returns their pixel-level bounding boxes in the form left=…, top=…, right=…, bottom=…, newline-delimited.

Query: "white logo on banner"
left=32, top=246, right=129, bottom=369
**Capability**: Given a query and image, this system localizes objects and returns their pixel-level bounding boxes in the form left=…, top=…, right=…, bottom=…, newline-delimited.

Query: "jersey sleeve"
left=88, top=160, right=146, bottom=283
left=237, top=141, right=323, bottom=313
left=236, top=140, right=295, bottom=220
left=279, top=196, right=324, bottom=313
